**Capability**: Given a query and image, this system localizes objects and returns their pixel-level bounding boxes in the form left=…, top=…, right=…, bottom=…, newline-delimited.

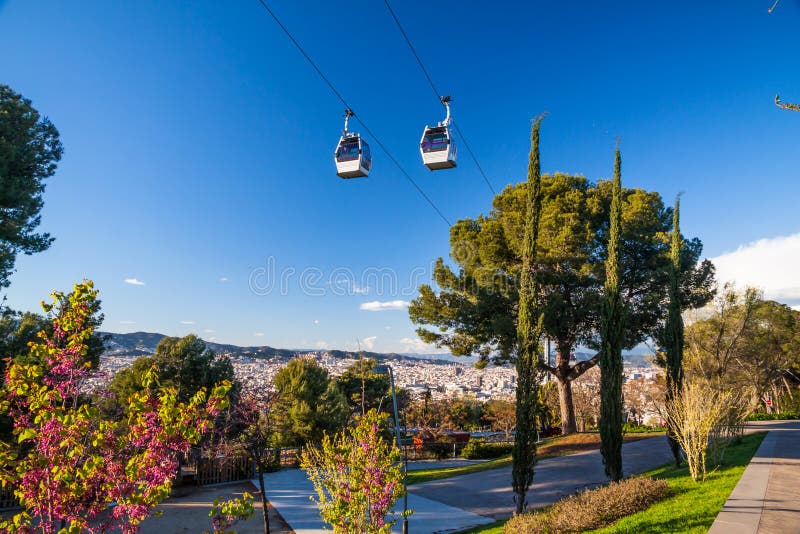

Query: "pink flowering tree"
left=300, top=409, right=408, bottom=534
left=0, top=281, right=231, bottom=533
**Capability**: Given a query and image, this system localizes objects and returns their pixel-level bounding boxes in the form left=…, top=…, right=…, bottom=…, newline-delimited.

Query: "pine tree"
left=599, top=147, right=625, bottom=481
left=512, top=115, right=545, bottom=514
left=664, top=196, right=685, bottom=466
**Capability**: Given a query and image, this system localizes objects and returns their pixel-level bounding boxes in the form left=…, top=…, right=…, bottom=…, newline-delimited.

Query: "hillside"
left=101, top=332, right=655, bottom=367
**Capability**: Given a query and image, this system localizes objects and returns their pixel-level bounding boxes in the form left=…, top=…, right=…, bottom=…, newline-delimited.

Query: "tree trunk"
left=554, top=343, right=578, bottom=435
left=255, top=450, right=271, bottom=534
left=556, top=377, right=578, bottom=435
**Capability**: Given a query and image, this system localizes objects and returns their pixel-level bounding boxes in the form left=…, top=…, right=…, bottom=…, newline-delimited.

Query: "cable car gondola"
left=334, top=109, right=371, bottom=179
left=420, top=96, right=457, bottom=171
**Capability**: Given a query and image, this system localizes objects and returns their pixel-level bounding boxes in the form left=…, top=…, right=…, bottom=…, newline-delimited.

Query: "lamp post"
left=375, top=364, right=408, bottom=534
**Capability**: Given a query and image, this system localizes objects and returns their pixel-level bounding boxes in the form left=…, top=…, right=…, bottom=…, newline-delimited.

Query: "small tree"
left=599, top=146, right=625, bottom=482
left=301, top=409, right=407, bottom=534
left=483, top=398, right=516, bottom=440
left=274, top=357, right=347, bottom=446
left=664, top=380, right=731, bottom=482
left=225, top=391, right=276, bottom=534
left=0, top=281, right=230, bottom=533
left=208, top=492, right=255, bottom=534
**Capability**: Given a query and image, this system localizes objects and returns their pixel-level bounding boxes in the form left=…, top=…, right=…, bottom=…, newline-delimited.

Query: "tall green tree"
left=0, top=85, right=63, bottom=289
left=599, top=147, right=625, bottom=481
left=410, top=173, right=715, bottom=434
left=664, top=196, right=685, bottom=466
left=1, top=300, right=108, bottom=373
left=512, top=115, right=545, bottom=514
left=273, top=357, right=347, bottom=446
left=110, top=334, right=235, bottom=404
left=337, top=357, right=390, bottom=418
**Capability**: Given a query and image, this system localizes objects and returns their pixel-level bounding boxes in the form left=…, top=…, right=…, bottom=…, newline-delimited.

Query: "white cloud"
left=180, top=320, right=195, bottom=325
left=712, top=233, right=800, bottom=306
left=353, top=285, right=369, bottom=295
left=124, top=278, right=145, bottom=286
left=359, top=300, right=410, bottom=312
left=384, top=326, right=392, bottom=330
left=313, top=319, right=320, bottom=325
left=219, top=277, right=229, bottom=282
left=398, top=337, right=447, bottom=354
left=119, top=320, right=136, bottom=325
left=254, top=332, right=265, bottom=337
left=362, top=336, right=377, bottom=350
left=203, top=329, right=215, bottom=333
left=315, top=341, right=329, bottom=349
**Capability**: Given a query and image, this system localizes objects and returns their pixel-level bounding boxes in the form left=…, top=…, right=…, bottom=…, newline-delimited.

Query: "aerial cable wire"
left=255, top=0, right=451, bottom=226
left=383, top=0, right=497, bottom=195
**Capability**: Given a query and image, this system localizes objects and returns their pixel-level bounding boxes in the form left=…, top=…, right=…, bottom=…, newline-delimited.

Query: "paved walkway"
left=256, top=468, right=495, bottom=533
left=409, top=435, right=673, bottom=520
left=262, top=435, right=671, bottom=531
left=709, top=420, right=800, bottom=534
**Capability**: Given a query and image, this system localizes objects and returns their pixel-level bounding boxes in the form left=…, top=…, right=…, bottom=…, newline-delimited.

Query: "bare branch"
left=775, top=94, right=800, bottom=112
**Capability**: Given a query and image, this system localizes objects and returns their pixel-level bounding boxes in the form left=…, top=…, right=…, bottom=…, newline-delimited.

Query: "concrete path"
left=709, top=420, right=800, bottom=534
left=256, top=468, right=495, bottom=534
left=409, top=435, right=673, bottom=520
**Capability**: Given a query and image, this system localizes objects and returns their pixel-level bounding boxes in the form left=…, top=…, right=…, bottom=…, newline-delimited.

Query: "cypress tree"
left=512, top=115, right=545, bottom=514
left=664, top=196, right=685, bottom=466
left=599, top=147, right=625, bottom=481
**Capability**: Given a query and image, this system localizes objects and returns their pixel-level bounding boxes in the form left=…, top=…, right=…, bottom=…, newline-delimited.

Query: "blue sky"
left=2, top=1, right=799, bottom=352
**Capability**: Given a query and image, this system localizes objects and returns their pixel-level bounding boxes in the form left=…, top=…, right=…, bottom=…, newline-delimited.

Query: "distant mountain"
left=101, top=332, right=655, bottom=368
left=100, top=332, right=456, bottom=366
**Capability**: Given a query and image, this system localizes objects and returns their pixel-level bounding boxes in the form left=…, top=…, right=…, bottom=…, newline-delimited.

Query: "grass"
left=406, top=432, right=662, bottom=485
left=457, top=431, right=766, bottom=534
left=587, top=432, right=766, bottom=533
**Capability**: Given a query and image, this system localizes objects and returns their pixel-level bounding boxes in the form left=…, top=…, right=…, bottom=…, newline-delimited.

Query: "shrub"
left=462, top=439, right=514, bottom=459
left=503, top=477, right=669, bottom=533
left=622, top=422, right=664, bottom=434
left=746, top=412, right=800, bottom=421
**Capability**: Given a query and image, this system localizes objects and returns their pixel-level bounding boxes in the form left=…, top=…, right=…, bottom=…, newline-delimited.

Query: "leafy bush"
left=746, top=412, right=800, bottom=421
left=622, top=422, right=664, bottom=433
left=503, top=477, right=669, bottom=533
left=428, top=436, right=456, bottom=460
left=462, top=439, right=514, bottom=459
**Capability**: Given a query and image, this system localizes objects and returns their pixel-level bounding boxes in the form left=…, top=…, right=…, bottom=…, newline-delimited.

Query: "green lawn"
left=588, top=432, right=766, bottom=533
left=457, top=432, right=766, bottom=534
left=406, top=432, right=662, bottom=486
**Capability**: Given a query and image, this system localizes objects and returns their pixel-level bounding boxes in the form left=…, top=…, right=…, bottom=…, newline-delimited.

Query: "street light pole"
left=376, top=364, right=408, bottom=534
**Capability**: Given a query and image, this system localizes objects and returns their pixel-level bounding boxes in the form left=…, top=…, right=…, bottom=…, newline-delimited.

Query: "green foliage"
left=664, top=196, right=686, bottom=466
left=684, top=288, right=800, bottom=413
left=599, top=147, right=625, bottom=481
left=512, top=115, right=546, bottom=514
left=482, top=398, right=516, bottom=438
left=462, top=439, right=514, bottom=459
left=208, top=492, right=255, bottom=534
left=301, top=409, right=408, bottom=534
left=746, top=412, right=800, bottom=420
left=337, top=357, right=390, bottom=417
left=274, top=357, right=347, bottom=446
left=1, top=307, right=107, bottom=372
left=409, top=134, right=715, bottom=435
left=0, top=281, right=230, bottom=532
left=622, top=422, right=664, bottom=433
left=587, top=432, right=766, bottom=533
left=503, top=477, right=669, bottom=533
left=0, top=85, right=63, bottom=288
left=110, top=334, right=235, bottom=405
